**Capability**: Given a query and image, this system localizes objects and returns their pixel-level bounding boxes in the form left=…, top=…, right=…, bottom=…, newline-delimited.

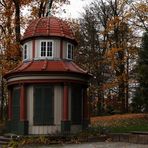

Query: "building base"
left=6, top=120, right=28, bottom=135
left=61, top=120, right=71, bottom=134
left=82, top=118, right=90, bottom=130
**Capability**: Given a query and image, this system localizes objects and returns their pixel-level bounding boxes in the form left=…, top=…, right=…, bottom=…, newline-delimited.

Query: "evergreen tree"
left=133, top=31, right=148, bottom=112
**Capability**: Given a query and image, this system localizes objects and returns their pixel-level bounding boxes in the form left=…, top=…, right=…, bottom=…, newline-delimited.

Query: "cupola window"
left=40, top=41, right=53, bottom=58
left=23, top=44, right=28, bottom=60
left=67, top=43, right=74, bottom=60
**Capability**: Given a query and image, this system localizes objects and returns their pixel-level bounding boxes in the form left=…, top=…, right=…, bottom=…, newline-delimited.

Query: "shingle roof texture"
left=9, top=60, right=87, bottom=74
left=22, top=16, right=75, bottom=42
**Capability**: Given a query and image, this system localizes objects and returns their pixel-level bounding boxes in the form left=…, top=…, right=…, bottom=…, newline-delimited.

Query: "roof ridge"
left=61, top=60, right=69, bottom=71
left=47, top=17, right=50, bottom=36
left=33, top=18, right=43, bottom=35
left=58, top=18, right=64, bottom=36
left=71, top=62, right=87, bottom=73
left=41, top=59, right=48, bottom=70
left=20, top=60, right=34, bottom=72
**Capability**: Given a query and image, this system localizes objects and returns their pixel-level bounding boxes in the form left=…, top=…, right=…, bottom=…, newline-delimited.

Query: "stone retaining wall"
left=108, top=133, right=148, bottom=144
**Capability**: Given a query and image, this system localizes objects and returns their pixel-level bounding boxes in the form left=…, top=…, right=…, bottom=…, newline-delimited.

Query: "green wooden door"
left=71, top=85, right=82, bottom=124
left=12, top=87, right=20, bottom=132
left=34, top=85, right=54, bottom=125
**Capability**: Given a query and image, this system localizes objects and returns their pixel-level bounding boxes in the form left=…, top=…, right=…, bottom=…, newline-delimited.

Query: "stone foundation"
left=109, top=132, right=148, bottom=144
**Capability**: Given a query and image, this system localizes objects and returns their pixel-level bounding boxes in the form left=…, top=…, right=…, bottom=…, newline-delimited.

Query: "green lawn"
left=109, top=124, right=148, bottom=133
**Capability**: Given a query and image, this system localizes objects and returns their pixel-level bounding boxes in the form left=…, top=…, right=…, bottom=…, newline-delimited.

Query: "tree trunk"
left=125, top=51, right=129, bottom=112
left=12, top=0, right=21, bottom=59
left=13, top=0, right=20, bottom=43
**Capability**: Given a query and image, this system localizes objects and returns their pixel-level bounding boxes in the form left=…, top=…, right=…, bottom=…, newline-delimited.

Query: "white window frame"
left=67, top=43, right=74, bottom=60
left=40, top=40, right=54, bottom=59
left=23, top=44, right=28, bottom=60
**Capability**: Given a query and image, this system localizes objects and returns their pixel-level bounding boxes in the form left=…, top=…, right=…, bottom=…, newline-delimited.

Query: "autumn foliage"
left=91, top=113, right=148, bottom=132
left=0, top=0, right=148, bottom=120
left=75, top=0, right=148, bottom=115
left=91, top=113, right=148, bottom=124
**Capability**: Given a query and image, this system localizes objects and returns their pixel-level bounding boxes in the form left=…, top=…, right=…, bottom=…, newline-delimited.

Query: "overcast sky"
left=23, top=0, right=94, bottom=19
left=57, top=0, right=93, bottom=18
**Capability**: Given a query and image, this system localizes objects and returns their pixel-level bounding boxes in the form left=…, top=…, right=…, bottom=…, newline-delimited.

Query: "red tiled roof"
left=21, top=16, right=76, bottom=42
left=5, top=60, right=88, bottom=77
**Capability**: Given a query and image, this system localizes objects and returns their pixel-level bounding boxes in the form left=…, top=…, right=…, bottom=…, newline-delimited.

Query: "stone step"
left=3, top=133, right=18, bottom=139
left=0, top=140, right=8, bottom=145
left=0, top=133, right=20, bottom=146
left=0, top=136, right=11, bottom=141
left=0, top=136, right=11, bottom=146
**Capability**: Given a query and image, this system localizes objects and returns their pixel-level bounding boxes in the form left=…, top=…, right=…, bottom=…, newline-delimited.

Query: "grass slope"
left=91, top=113, right=148, bottom=133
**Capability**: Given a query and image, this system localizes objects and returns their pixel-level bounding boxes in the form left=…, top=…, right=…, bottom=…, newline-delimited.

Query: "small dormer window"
left=23, top=44, right=28, bottom=60
left=67, top=43, right=74, bottom=60
left=40, top=40, right=53, bottom=58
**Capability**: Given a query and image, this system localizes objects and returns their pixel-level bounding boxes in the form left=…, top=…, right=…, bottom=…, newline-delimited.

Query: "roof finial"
left=47, top=0, right=53, bottom=17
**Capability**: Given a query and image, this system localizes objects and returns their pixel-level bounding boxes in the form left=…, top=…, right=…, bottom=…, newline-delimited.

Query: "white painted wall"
left=22, top=41, right=32, bottom=61
left=8, top=76, right=86, bottom=84
left=53, top=40, right=60, bottom=59
left=35, top=40, right=40, bottom=59
left=26, top=86, right=34, bottom=134
left=63, top=41, right=67, bottom=59
left=54, top=85, right=62, bottom=125
left=27, top=41, right=33, bottom=60
left=23, top=39, right=75, bottom=60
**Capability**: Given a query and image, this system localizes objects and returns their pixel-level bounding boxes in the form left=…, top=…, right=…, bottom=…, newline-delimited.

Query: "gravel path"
left=23, top=142, right=148, bottom=148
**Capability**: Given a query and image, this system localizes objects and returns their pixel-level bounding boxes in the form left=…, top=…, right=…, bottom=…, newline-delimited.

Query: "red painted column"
left=60, top=39, right=63, bottom=59
left=62, top=83, right=69, bottom=121
left=8, top=89, right=12, bottom=120
left=32, top=40, right=35, bottom=58
left=20, top=84, right=26, bottom=121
